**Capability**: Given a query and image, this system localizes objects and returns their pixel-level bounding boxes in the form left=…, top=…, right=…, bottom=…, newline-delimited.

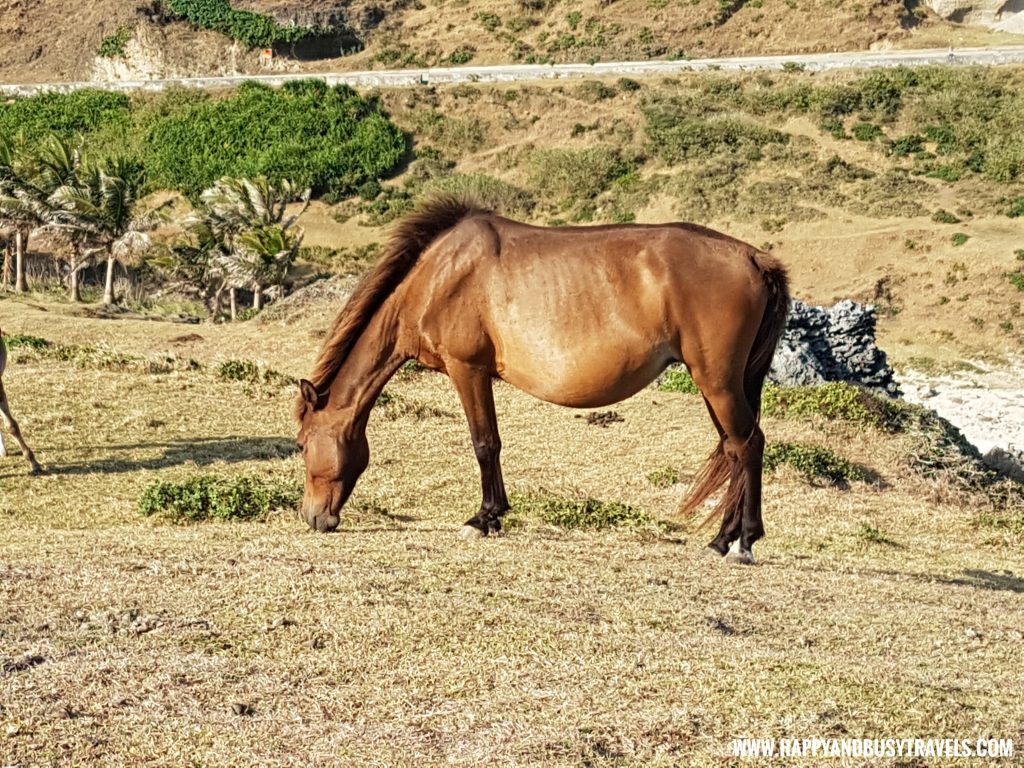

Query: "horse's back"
left=405, top=215, right=772, bottom=407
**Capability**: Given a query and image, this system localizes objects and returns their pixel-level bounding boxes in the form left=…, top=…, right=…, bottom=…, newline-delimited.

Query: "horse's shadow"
left=3, top=436, right=298, bottom=478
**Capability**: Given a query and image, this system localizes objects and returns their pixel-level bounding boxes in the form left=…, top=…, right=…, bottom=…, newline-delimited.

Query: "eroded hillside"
left=0, top=0, right=1019, bottom=84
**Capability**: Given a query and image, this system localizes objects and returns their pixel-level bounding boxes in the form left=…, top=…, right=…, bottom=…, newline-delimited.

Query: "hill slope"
left=0, top=0, right=1019, bottom=84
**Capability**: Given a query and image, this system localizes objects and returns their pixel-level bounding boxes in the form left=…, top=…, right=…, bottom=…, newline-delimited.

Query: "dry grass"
left=2, top=295, right=1023, bottom=766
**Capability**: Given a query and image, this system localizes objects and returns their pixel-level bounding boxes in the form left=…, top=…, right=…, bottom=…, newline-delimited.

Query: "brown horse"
left=0, top=329, right=42, bottom=474
left=296, top=195, right=790, bottom=564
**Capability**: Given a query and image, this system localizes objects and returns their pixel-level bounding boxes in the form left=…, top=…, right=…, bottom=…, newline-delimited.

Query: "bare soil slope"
left=0, top=0, right=1015, bottom=84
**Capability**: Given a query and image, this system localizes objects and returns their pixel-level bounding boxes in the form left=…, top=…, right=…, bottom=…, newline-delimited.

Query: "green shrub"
left=447, top=49, right=476, bottom=65
left=931, top=209, right=960, bottom=224
left=658, top=367, right=700, bottom=394
left=852, top=122, right=883, bottom=142
left=1009, top=272, right=1024, bottom=292
left=168, top=0, right=326, bottom=48
left=423, top=173, right=534, bottom=217
left=3, top=334, right=51, bottom=350
left=512, top=492, right=660, bottom=530
left=0, top=90, right=131, bottom=144
left=890, top=134, right=924, bottom=157
left=951, top=232, right=970, bottom=247
left=98, top=27, right=134, bottom=58
left=646, top=466, right=680, bottom=487
left=762, top=381, right=909, bottom=432
left=1008, top=197, right=1024, bottom=218
left=644, top=105, right=788, bottom=163
left=217, top=359, right=295, bottom=386
left=474, top=11, right=502, bottom=31
left=139, top=474, right=300, bottom=523
left=143, top=81, right=405, bottom=199
left=527, top=146, right=634, bottom=200
left=764, top=441, right=864, bottom=483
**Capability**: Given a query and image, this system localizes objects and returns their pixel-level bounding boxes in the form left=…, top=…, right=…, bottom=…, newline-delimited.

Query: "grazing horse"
left=0, top=330, right=42, bottom=474
left=296, top=195, right=790, bottom=564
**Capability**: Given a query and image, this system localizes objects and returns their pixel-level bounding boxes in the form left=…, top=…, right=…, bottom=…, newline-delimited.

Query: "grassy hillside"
left=1, top=0, right=1021, bottom=84
left=0, top=294, right=1021, bottom=765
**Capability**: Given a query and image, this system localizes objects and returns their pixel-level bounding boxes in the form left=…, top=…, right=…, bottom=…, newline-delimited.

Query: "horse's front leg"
left=448, top=363, right=509, bottom=538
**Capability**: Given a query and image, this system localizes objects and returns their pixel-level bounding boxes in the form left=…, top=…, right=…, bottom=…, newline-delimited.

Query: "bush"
left=527, top=146, right=634, bottom=200
left=951, top=232, right=970, bottom=247
left=1009, top=272, right=1024, bottom=293
left=764, top=441, right=864, bottom=483
left=143, top=81, right=405, bottom=199
left=511, top=492, right=661, bottom=530
left=658, top=367, right=700, bottom=394
left=1008, top=197, right=1024, bottom=218
left=762, top=381, right=909, bottom=432
left=852, top=122, right=883, bottom=142
left=139, top=474, right=300, bottom=522
left=644, top=106, right=788, bottom=163
left=0, top=90, right=131, bottom=144
left=98, top=27, right=133, bottom=58
left=931, top=209, right=961, bottom=224
left=217, top=359, right=295, bottom=386
left=3, top=334, right=51, bottom=350
left=168, top=0, right=325, bottom=48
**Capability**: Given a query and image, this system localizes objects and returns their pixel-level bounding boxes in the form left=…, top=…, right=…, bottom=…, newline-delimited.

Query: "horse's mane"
left=296, top=193, right=489, bottom=421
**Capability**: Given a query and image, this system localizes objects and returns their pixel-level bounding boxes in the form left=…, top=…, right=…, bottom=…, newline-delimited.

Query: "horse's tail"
left=296, top=193, right=488, bottom=421
left=679, top=250, right=790, bottom=521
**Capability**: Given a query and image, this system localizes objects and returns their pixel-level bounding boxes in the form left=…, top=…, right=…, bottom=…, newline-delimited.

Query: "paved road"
left=3, top=45, right=1024, bottom=95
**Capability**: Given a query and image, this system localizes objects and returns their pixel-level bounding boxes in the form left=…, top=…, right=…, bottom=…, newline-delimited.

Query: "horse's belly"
left=497, top=338, right=673, bottom=408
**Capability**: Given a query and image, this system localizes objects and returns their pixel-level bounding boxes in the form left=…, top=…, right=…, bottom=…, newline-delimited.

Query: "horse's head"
left=295, top=379, right=369, bottom=533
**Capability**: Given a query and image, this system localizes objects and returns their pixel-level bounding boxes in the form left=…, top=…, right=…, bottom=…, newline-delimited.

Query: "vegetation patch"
left=646, top=466, right=681, bottom=488
left=139, top=474, right=300, bottom=523
left=144, top=81, right=404, bottom=199
left=658, top=367, right=700, bottom=394
left=0, top=90, right=131, bottom=144
left=98, top=27, right=134, bottom=58
left=951, top=232, right=970, bottom=247
left=762, top=382, right=910, bottom=432
left=216, top=359, right=295, bottom=387
left=167, top=0, right=329, bottom=48
left=764, top=441, right=865, bottom=483
left=3, top=334, right=51, bottom=350
left=510, top=491, right=670, bottom=532
left=856, top=523, right=901, bottom=547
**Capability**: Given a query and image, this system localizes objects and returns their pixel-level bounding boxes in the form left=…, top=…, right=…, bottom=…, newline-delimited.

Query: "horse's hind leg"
left=448, top=363, right=509, bottom=538
left=0, top=380, right=42, bottom=474
left=701, top=386, right=764, bottom=565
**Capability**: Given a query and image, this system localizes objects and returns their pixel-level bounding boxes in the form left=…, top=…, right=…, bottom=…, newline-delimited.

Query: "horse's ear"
left=299, top=380, right=320, bottom=410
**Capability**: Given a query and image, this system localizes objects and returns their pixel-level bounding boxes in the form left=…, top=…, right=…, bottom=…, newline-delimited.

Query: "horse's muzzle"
left=303, top=501, right=341, bottom=533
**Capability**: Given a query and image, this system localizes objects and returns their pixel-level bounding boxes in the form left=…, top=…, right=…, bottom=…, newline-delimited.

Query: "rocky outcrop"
left=922, top=0, right=1024, bottom=32
left=769, top=299, right=900, bottom=396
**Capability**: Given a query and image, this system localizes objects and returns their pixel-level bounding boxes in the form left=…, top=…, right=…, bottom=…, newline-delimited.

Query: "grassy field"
left=1, top=293, right=1022, bottom=766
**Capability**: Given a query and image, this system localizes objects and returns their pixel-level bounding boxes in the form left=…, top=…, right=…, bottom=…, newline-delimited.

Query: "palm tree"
left=187, top=176, right=310, bottom=320
left=0, top=134, right=85, bottom=298
left=49, top=156, right=165, bottom=305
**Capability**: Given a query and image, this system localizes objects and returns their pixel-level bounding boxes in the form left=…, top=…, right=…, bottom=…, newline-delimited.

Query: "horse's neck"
left=324, top=304, right=406, bottom=433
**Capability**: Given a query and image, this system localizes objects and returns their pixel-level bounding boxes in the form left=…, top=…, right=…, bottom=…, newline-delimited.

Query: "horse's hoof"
left=703, top=546, right=726, bottom=559
left=29, top=465, right=43, bottom=476
left=724, top=549, right=755, bottom=566
left=459, top=524, right=486, bottom=540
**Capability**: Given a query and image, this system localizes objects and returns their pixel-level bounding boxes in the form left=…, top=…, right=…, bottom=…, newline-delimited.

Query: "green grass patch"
left=856, top=522, right=901, bottom=547
left=98, top=27, right=133, bottom=58
left=762, top=382, right=909, bottom=432
left=658, top=367, right=700, bottom=394
left=951, top=232, right=970, bottom=247
left=139, top=474, right=300, bottom=523
left=764, top=441, right=864, bottom=483
left=167, top=0, right=329, bottom=48
left=1009, top=272, right=1024, bottom=292
left=510, top=492, right=671, bottom=532
left=3, top=334, right=51, bottom=350
left=216, top=359, right=295, bottom=387
left=646, top=466, right=680, bottom=488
